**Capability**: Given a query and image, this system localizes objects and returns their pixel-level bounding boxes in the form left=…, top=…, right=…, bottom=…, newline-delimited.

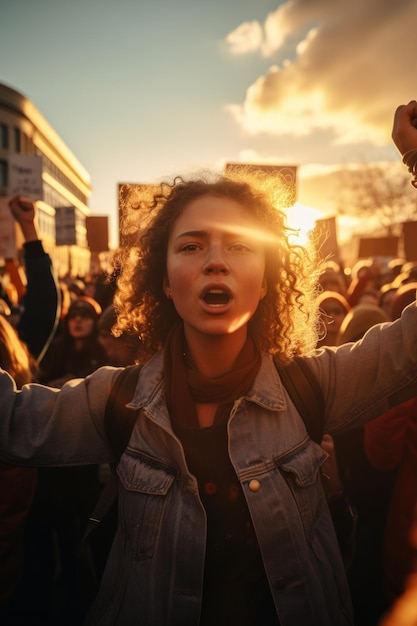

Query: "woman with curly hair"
left=114, top=170, right=319, bottom=365
left=1, top=101, right=417, bottom=625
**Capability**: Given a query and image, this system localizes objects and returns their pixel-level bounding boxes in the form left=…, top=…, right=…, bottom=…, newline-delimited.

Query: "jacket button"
left=248, top=479, right=261, bottom=492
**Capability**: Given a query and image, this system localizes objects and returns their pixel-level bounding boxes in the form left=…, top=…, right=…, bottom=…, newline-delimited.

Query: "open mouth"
left=203, top=289, right=231, bottom=307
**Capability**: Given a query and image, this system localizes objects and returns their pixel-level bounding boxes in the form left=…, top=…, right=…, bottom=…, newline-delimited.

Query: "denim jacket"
left=1, top=303, right=417, bottom=625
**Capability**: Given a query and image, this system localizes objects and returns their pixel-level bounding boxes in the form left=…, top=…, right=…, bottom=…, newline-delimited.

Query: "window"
left=0, top=124, right=8, bottom=149
left=0, top=160, right=7, bottom=187
left=14, top=127, right=21, bottom=152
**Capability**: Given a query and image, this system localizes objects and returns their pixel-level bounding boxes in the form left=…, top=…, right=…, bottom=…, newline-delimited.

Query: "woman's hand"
left=392, top=100, right=417, bottom=156
left=8, top=196, right=38, bottom=242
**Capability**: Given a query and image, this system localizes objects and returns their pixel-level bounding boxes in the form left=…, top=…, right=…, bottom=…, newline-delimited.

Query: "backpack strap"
left=104, top=364, right=143, bottom=459
left=274, top=355, right=325, bottom=444
left=83, top=364, right=142, bottom=541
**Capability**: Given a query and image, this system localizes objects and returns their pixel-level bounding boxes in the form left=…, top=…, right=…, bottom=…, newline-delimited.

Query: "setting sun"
left=285, top=202, right=325, bottom=245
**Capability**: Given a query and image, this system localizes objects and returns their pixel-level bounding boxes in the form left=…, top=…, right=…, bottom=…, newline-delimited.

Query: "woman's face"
left=321, top=298, right=347, bottom=339
left=164, top=195, right=267, bottom=343
left=67, top=313, right=95, bottom=340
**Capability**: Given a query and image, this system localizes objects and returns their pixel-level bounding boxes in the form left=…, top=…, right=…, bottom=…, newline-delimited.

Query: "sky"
left=1, top=0, right=416, bottom=248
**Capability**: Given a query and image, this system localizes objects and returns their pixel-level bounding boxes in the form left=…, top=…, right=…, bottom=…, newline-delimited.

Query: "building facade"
left=0, top=82, right=92, bottom=277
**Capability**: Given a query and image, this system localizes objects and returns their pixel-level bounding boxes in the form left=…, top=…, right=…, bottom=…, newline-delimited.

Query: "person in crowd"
left=395, top=261, right=417, bottom=286
left=0, top=197, right=61, bottom=624
left=345, top=259, right=387, bottom=307
left=378, top=504, right=417, bottom=626
left=67, top=278, right=86, bottom=300
left=332, top=304, right=396, bottom=625
left=318, top=262, right=349, bottom=296
left=364, top=281, right=417, bottom=615
left=24, top=295, right=109, bottom=624
left=86, top=271, right=119, bottom=311
left=335, top=303, right=391, bottom=345
left=1, top=101, right=417, bottom=626
left=315, top=290, right=351, bottom=347
left=390, top=281, right=417, bottom=321
left=7, top=196, right=60, bottom=362
left=387, top=258, right=406, bottom=283
left=365, top=394, right=417, bottom=612
left=97, top=304, right=141, bottom=367
left=379, top=283, right=398, bottom=320
left=354, top=288, right=381, bottom=307
left=0, top=315, right=38, bottom=624
left=38, top=295, right=107, bottom=387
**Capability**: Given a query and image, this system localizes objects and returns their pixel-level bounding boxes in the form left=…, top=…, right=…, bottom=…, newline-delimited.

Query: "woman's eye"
left=180, top=243, right=200, bottom=252
left=231, top=242, right=251, bottom=252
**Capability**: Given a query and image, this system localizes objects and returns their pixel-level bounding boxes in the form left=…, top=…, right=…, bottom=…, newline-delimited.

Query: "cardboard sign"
left=55, top=206, right=76, bottom=246
left=86, top=215, right=109, bottom=252
left=118, top=183, right=161, bottom=247
left=8, top=154, right=43, bottom=201
left=313, top=216, right=340, bottom=262
left=358, top=236, right=399, bottom=259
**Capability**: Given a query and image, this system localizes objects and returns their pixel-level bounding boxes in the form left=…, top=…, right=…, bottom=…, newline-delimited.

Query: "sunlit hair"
left=0, top=315, right=33, bottom=388
left=114, top=170, right=321, bottom=363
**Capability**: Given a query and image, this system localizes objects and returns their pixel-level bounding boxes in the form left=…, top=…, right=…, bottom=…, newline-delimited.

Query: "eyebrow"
left=174, top=223, right=273, bottom=244
left=174, top=230, right=207, bottom=241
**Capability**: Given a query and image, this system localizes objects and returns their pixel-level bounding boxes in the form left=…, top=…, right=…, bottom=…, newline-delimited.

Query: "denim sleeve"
left=303, top=300, right=417, bottom=435
left=0, top=365, right=123, bottom=467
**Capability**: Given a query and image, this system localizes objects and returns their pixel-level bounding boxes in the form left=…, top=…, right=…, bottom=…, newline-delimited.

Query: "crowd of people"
left=0, top=100, right=417, bottom=625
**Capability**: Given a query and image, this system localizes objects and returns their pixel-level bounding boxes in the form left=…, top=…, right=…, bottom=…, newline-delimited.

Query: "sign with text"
left=55, top=206, right=76, bottom=246
left=8, top=154, right=43, bottom=201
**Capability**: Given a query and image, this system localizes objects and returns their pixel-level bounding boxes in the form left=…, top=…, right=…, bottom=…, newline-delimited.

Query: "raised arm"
left=392, top=100, right=417, bottom=187
left=8, top=196, right=61, bottom=361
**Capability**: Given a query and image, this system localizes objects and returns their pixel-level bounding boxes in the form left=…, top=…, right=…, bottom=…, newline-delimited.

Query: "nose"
left=203, top=245, right=229, bottom=275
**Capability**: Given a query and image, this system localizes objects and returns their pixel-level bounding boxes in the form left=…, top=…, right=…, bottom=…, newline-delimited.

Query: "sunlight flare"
left=285, top=202, right=324, bottom=246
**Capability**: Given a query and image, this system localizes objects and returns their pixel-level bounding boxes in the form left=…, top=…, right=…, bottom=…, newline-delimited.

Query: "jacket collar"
left=128, top=350, right=287, bottom=414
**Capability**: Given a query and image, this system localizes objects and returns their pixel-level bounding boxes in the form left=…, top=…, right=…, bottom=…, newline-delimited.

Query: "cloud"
left=225, top=21, right=264, bottom=55
left=225, top=0, right=417, bottom=145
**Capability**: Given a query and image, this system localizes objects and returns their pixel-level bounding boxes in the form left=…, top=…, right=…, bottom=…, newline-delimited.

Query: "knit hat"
left=67, top=296, right=102, bottom=320
left=336, top=304, right=391, bottom=345
left=316, top=290, right=351, bottom=314
left=390, top=282, right=417, bottom=320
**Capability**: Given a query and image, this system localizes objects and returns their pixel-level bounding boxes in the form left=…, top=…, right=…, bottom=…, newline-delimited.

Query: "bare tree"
left=336, top=163, right=417, bottom=236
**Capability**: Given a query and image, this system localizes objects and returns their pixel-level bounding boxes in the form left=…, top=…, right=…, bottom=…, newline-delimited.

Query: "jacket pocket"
left=117, top=450, right=175, bottom=560
left=276, top=442, right=328, bottom=537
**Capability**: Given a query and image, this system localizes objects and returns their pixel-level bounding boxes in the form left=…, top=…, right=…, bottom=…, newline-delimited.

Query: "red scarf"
left=163, top=324, right=261, bottom=428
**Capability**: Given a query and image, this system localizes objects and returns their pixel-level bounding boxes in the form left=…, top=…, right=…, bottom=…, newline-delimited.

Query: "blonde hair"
left=0, top=315, right=33, bottom=388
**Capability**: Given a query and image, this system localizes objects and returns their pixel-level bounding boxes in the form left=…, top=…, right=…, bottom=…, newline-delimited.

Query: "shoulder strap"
left=83, top=364, right=142, bottom=542
left=104, top=364, right=142, bottom=459
left=274, top=355, right=325, bottom=444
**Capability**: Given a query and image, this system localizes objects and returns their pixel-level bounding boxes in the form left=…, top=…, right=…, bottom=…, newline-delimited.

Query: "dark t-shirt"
left=174, top=419, right=280, bottom=626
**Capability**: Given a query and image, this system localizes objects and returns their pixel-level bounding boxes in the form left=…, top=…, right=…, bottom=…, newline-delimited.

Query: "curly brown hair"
left=113, top=170, right=321, bottom=363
